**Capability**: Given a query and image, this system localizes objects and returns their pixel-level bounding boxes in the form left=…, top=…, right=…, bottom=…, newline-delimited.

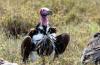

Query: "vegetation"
left=0, top=0, right=100, bottom=65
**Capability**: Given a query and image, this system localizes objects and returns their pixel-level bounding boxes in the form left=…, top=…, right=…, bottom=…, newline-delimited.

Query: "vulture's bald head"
left=39, top=7, right=52, bottom=26
left=40, top=7, right=52, bottom=17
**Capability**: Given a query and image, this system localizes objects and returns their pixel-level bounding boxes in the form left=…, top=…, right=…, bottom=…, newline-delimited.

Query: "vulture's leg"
left=30, top=52, right=37, bottom=62
left=54, top=33, right=70, bottom=59
left=48, top=50, right=56, bottom=64
left=41, top=56, right=45, bottom=65
left=53, top=54, right=58, bottom=61
left=21, top=36, right=34, bottom=63
left=99, top=60, right=100, bottom=65
left=95, top=60, right=98, bottom=65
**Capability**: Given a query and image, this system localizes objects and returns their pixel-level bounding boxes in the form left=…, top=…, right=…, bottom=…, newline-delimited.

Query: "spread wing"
left=21, top=36, right=33, bottom=63
left=55, top=33, right=70, bottom=55
left=21, top=28, right=37, bottom=63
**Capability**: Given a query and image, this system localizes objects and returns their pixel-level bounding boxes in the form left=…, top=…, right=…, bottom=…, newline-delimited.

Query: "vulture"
left=21, top=7, right=70, bottom=64
left=81, top=32, right=100, bottom=65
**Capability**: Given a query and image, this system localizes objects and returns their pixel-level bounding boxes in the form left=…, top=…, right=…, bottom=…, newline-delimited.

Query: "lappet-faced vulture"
left=21, top=7, right=70, bottom=64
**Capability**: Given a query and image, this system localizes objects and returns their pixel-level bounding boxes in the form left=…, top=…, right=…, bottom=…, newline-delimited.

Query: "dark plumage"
left=54, top=33, right=70, bottom=58
left=36, top=35, right=54, bottom=56
left=94, top=32, right=100, bottom=38
left=21, top=31, right=70, bottom=62
left=81, top=32, right=100, bottom=65
left=21, top=7, right=70, bottom=65
left=21, top=36, right=33, bottom=62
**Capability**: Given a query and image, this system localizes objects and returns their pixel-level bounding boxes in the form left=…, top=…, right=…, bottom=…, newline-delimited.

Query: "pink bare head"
left=39, top=7, right=52, bottom=26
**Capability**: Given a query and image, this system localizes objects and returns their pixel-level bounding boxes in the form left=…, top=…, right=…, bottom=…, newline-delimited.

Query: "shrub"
left=1, top=15, right=34, bottom=38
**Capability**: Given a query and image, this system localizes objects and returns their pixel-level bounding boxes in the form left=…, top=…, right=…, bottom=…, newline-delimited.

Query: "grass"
left=0, top=0, right=100, bottom=65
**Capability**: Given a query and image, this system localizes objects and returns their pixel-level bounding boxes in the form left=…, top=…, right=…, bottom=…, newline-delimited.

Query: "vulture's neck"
left=40, top=16, right=49, bottom=26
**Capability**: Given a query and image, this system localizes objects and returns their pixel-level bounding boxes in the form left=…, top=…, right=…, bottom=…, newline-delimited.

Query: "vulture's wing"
left=55, top=33, right=70, bottom=55
left=27, top=28, right=38, bottom=38
left=21, top=36, right=33, bottom=63
left=21, top=28, right=37, bottom=63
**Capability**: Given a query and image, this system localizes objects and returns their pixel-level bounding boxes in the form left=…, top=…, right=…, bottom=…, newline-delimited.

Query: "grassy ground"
left=0, top=0, right=100, bottom=65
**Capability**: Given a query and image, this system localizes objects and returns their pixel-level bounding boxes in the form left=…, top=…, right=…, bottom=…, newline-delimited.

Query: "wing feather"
left=55, top=33, right=70, bottom=55
left=21, top=36, right=32, bottom=63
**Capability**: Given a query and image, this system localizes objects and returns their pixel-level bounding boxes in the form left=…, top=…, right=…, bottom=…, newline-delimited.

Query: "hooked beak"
left=47, top=10, right=52, bottom=15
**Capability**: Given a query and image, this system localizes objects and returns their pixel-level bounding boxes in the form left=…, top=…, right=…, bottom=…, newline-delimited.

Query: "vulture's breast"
left=32, top=33, right=44, bottom=44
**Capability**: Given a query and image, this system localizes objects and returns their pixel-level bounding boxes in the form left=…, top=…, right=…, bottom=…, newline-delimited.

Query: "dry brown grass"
left=0, top=0, right=100, bottom=65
